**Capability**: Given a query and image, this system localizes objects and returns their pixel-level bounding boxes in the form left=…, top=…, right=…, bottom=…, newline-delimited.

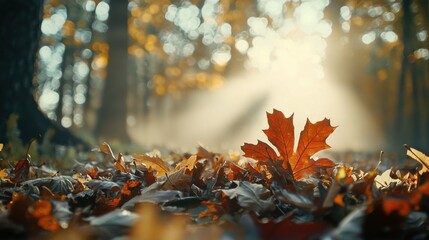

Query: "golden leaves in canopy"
left=62, top=20, right=75, bottom=37
left=128, top=0, right=243, bottom=95
left=151, top=72, right=224, bottom=96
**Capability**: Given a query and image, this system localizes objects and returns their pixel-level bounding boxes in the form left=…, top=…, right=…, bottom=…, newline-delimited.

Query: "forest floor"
left=0, top=110, right=428, bottom=239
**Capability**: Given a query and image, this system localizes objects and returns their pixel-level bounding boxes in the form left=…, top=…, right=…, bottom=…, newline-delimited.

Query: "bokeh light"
left=34, top=0, right=429, bottom=151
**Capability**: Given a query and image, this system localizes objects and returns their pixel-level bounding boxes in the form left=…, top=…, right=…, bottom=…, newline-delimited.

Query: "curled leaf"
left=132, top=154, right=171, bottom=177
left=405, top=145, right=429, bottom=174
left=99, top=142, right=115, bottom=160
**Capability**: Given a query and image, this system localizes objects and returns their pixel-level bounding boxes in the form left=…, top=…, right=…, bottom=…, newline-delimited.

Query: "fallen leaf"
left=0, top=168, right=9, bottom=179
left=221, top=181, right=275, bottom=212
left=119, top=179, right=142, bottom=204
left=0, top=143, right=3, bottom=151
left=263, top=109, right=294, bottom=161
left=405, top=145, right=429, bottom=174
left=242, top=140, right=277, bottom=162
left=271, top=181, right=314, bottom=209
left=12, top=158, right=31, bottom=183
left=99, top=142, right=116, bottom=160
left=349, top=170, right=377, bottom=201
left=94, top=193, right=121, bottom=216
left=375, top=169, right=401, bottom=189
left=85, top=166, right=99, bottom=179
left=160, top=168, right=192, bottom=191
left=37, top=215, right=60, bottom=231
left=30, top=200, right=52, bottom=218
left=68, top=190, right=96, bottom=211
left=132, top=154, right=170, bottom=177
left=242, top=109, right=336, bottom=180
left=176, top=155, right=198, bottom=171
left=198, top=201, right=223, bottom=221
left=23, top=176, right=76, bottom=195
left=115, top=160, right=128, bottom=173
left=40, top=186, right=56, bottom=200
left=197, top=146, right=215, bottom=160
left=290, top=118, right=336, bottom=179
left=85, top=180, right=121, bottom=192
left=334, top=194, right=345, bottom=206
left=227, top=161, right=247, bottom=180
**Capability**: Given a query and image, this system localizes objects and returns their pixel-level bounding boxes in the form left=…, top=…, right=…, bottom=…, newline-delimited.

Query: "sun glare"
left=131, top=0, right=383, bottom=152
left=245, top=0, right=329, bottom=79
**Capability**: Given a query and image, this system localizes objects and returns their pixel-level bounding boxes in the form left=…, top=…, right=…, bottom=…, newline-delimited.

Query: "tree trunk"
left=96, top=0, right=130, bottom=143
left=0, top=0, right=86, bottom=147
left=392, top=0, right=428, bottom=151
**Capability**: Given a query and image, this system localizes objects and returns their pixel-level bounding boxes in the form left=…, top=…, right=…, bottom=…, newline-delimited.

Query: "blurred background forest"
left=1, top=0, right=428, bottom=153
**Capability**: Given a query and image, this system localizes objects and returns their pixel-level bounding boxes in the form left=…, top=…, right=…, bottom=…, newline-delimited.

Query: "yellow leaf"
left=132, top=154, right=170, bottom=177
left=0, top=143, right=3, bottom=152
left=0, top=169, right=8, bottom=179
left=175, top=155, right=197, bottom=171
left=405, top=145, right=429, bottom=174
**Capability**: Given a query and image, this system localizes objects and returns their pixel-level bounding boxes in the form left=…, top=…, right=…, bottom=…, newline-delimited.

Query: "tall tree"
left=392, top=0, right=428, bottom=150
left=326, top=0, right=429, bottom=151
left=96, top=0, right=130, bottom=142
left=0, top=0, right=84, bottom=146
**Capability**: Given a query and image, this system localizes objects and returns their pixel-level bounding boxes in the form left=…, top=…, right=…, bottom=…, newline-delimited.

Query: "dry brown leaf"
left=374, top=169, right=401, bottom=189
left=405, top=145, right=429, bottom=174
left=99, top=142, right=115, bottom=159
left=161, top=168, right=192, bottom=190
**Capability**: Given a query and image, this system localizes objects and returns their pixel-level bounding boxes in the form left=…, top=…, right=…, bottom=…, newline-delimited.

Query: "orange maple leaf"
left=242, top=109, right=336, bottom=180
